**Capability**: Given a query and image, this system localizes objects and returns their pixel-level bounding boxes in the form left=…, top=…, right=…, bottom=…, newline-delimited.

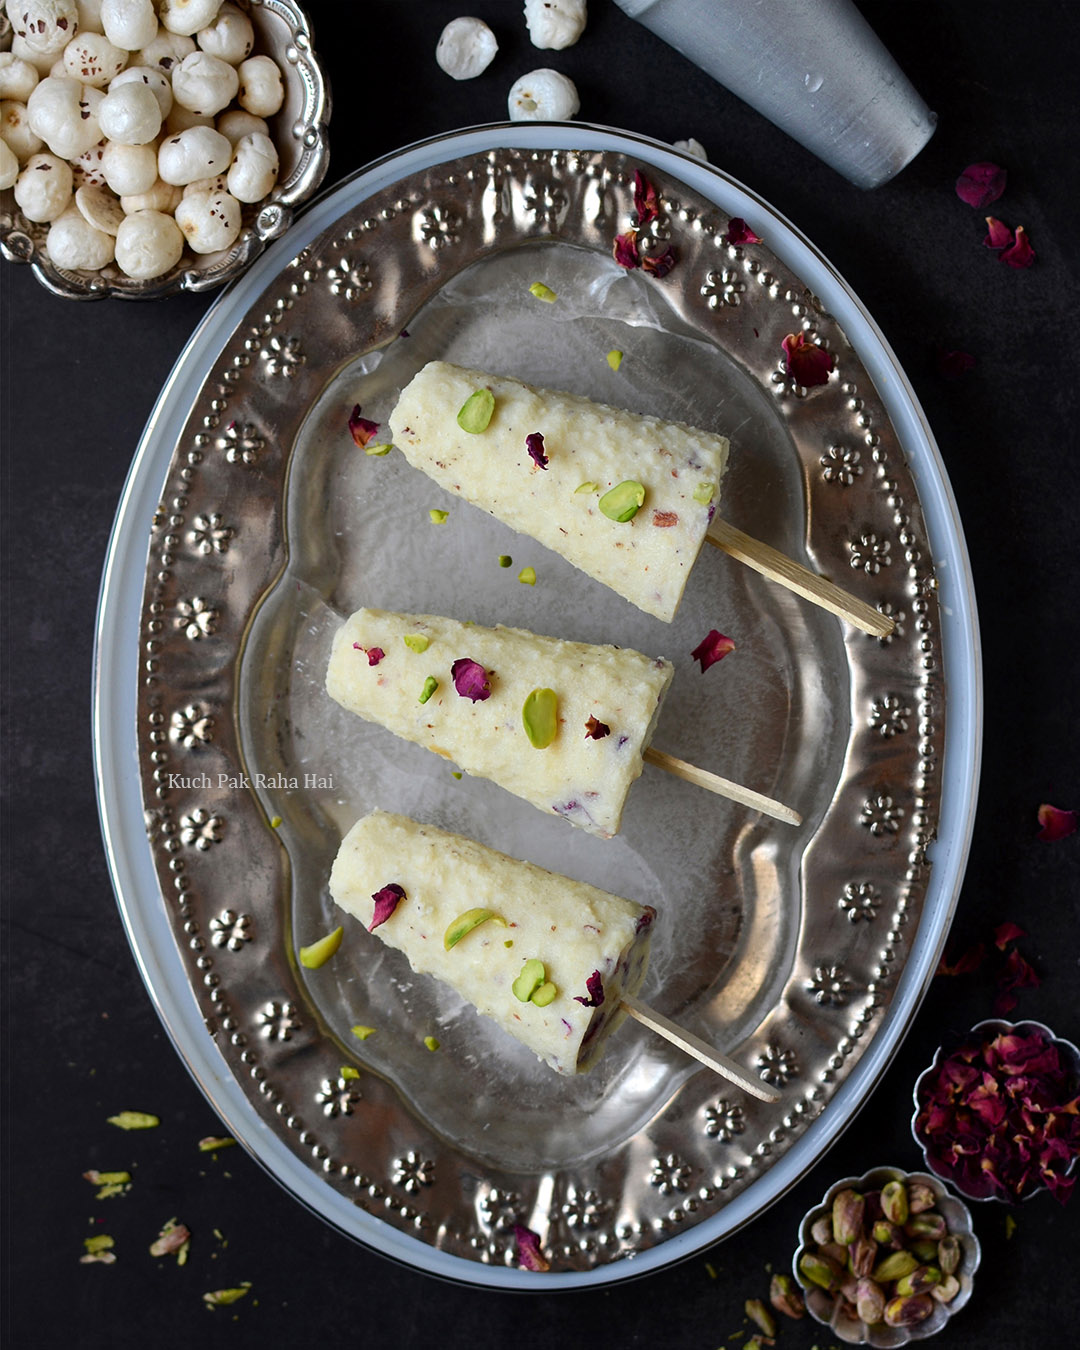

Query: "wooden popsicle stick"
left=644, top=746, right=801, bottom=827
left=706, top=518, right=894, bottom=639
left=621, top=993, right=781, bottom=1102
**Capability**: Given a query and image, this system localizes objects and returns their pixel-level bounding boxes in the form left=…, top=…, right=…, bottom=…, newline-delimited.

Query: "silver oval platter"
left=95, top=124, right=981, bottom=1289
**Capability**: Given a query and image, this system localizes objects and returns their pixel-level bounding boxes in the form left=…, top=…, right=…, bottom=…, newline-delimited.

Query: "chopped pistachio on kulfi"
left=387, top=362, right=730, bottom=621
left=329, top=810, right=655, bottom=1074
left=326, top=607, right=674, bottom=838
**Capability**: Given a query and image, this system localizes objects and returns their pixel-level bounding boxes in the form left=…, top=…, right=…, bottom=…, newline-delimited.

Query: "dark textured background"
left=2, top=1, right=1078, bottom=1344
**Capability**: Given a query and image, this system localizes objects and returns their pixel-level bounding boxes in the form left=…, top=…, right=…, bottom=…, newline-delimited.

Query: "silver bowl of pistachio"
left=793, top=1165, right=981, bottom=1345
left=0, top=0, right=329, bottom=299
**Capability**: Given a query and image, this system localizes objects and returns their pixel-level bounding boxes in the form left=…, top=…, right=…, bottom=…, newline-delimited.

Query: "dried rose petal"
left=633, top=169, right=659, bottom=225
left=935, top=348, right=976, bottom=379
left=956, top=162, right=1007, bottom=208
left=367, top=646, right=385, bottom=667
left=652, top=510, right=679, bottom=527
left=514, top=1224, right=550, bottom=1272
left=691, top=629, right=736, bottom=673
left=613, top=229, right=640, bottom=269
left=574, top=970, right=605, bottom=1007
left=150, top=1220, right=191, bottom=1258
left=936, top=941, right=987, bottom=976
left=348, top=405, right=380, bottom=449
left=525, top=431, right=549, bottom=469
left=725, top=217, right=762, bottom=246
left=1037, top=804, right=1078, bottom=841
left=994, top=921, right=1027, bottom=950
left=782, top=332, right=834, bottom=387
left=641, top=246, right=676, bottom=278
left=1000, top=225, right=1035, bottom=268
left=983, top=216, right=1014, bottom=250
left=369, top=883, right=405, bottom=932
left=584, top=717, right=610, bottom=740
left=451, top=658, right=491, bottom=702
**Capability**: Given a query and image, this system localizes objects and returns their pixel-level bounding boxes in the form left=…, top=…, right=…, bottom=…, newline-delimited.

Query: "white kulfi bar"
left=326, top=607, right=674, bottom=839
left=329, top=810, right=655, bottom=1074
left=387, top=362, right=729, bottom=622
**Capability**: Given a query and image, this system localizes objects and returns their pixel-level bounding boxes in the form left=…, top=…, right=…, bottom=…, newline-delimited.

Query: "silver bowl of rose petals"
left=911, top=1018, right=1080, bottom=1206
left=0, top=0, right=329, bottom=299
left=793, top=1165, right=980, bottom=1345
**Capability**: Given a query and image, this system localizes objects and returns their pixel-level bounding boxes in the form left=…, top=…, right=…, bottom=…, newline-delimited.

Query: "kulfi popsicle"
left=329, top=810, right=655, bottom=1074
left=327, top=607, right=673, bottom=839
left=388, top=361, right=727, bottom=623
left=327, top=607, right=800, bottom=836
left=386, top=361, right=893, bottom=637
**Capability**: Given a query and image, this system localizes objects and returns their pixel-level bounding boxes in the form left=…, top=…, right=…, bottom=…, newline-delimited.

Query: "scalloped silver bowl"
left=911, top=1017, right=1080, bottom=1204
left=793, top=1165, right=980, bottom=1346
left=0, top=0, right=329, bottom=300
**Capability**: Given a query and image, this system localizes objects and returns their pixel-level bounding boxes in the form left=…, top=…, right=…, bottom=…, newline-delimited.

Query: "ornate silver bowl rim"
left=910, top=1017, right=1080, bottom=1204
left=0, top=0, right=330, bottom=300
left=794, top=1164, right=981, bottom=1345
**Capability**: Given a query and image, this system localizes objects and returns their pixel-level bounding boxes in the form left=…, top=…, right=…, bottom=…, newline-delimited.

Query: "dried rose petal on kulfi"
left=329, top=810, right=656, bottom=1074
left=325, top=607, right=674, bottom=838
left=386, top=362, right=730, bottom=622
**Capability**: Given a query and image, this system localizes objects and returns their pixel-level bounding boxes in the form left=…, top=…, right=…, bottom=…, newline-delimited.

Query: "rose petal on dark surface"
left=451, top=657, right=491, bottom=701
left=983, top=215, right=1014, bottom=250
left=956, top=161, right=1007, bottom=208
left=691, top=628, right=736, bottom=673
left=725, top=216, right=762, bottom=245
left=613, top=229, right=640, bottom=269
left=348, top=405, right=380, bottom=448
left=573, top=970, right=605, bottom=1007
left=1000, top=224, right=1035, bottom=268
left=514, top=1224, right=550, bottom=1272
left=369, top=883, right=405, bottom=932
left=584, top=717, right=610, bottom=740
left=936, top=940, right=986, bottom=976
left=641, top=245, right=676, bottom=277
left=994, top=921, right=1027, bottom=950
left=782, top=331, right=834, bottom=387
left=1037, top=803, right=1078, bottom=841
left=935, top=347, right=976, bottom=379
left=525, top=431, right=549, bottom=469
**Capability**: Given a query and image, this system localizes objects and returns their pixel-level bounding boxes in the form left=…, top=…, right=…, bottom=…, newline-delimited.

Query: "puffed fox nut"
left=215, top=106, right=266, bottom=145
left=62, top=31, right=128, bottom=87
left=109, top=64, right=173, bottom=118
left=46, top=202, right=116, bottom=267
left=1, top=98, right=45, bottom=161
left=0, top=53, right=42, bottom=103
left=134, top=29, right=197, bottom=74
left=74, top=181, right=126, bottom=234
left=196, top=3, right=254, bottom=66
left=157, top=123, right=231, bottom=183
left=181, top=169, right=227, bottom=196
left=27, top=77, right=102, bottom=158
left=9, top=1, right=80, bottom=58
left=97, top=80, right=162, bottom=143
left=13, top=150, right=74, bottom=219
left=507, top=68, right=579, bottom=121
left=171, top=50, right=238, bottom=115
left=100, top=0, right=158, bottom=52
left=0, top=137, right=19, bottom=188
left=159, top=0, right=223, bottom=40
left=164, top=102, right=212, bottom=133
left=435, top=17, right=498, bottom=81
left=524, top=0, right=587, bottom=51
left=113, top=207, right=185, bottom=276
left=101, top=138, right=157, bottom=193
left=174, top=186, right=241, bottom=253
left=225, top=129, right=277, bottom=202
left=119, top=175, right=182, bottom=212
left=235, top=54, right=283, bottom=116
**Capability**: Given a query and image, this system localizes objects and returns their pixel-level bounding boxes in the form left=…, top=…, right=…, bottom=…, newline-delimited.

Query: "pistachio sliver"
left=428, top=508, right=449, bottom=524
left=692, top=481, right=715, bottom=504
left=522, top=687, right=558, bottom=748
left=606, top=349, right=623, bottom=371
left=574, top=481, right=599, bottom=495
left=512, top=958, right=546, bottom=1002
left=403, top=634, right=430, bottom=653
left=530, top=981, right=557, bottom=1007
left=418, top=676, right=439, bottom=704
left=528, top=281, right=557, bottom=302
left=364, top=443, right=393, bottom=457
left=598, top=479, right=645, bottom=522
left=299, top=925, right=343, bottom=969
left=457, top=388, right=495, bottom=433
left=444, top=907, right=506, bottom=951
left=518, top=565, right=536, bottom=585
